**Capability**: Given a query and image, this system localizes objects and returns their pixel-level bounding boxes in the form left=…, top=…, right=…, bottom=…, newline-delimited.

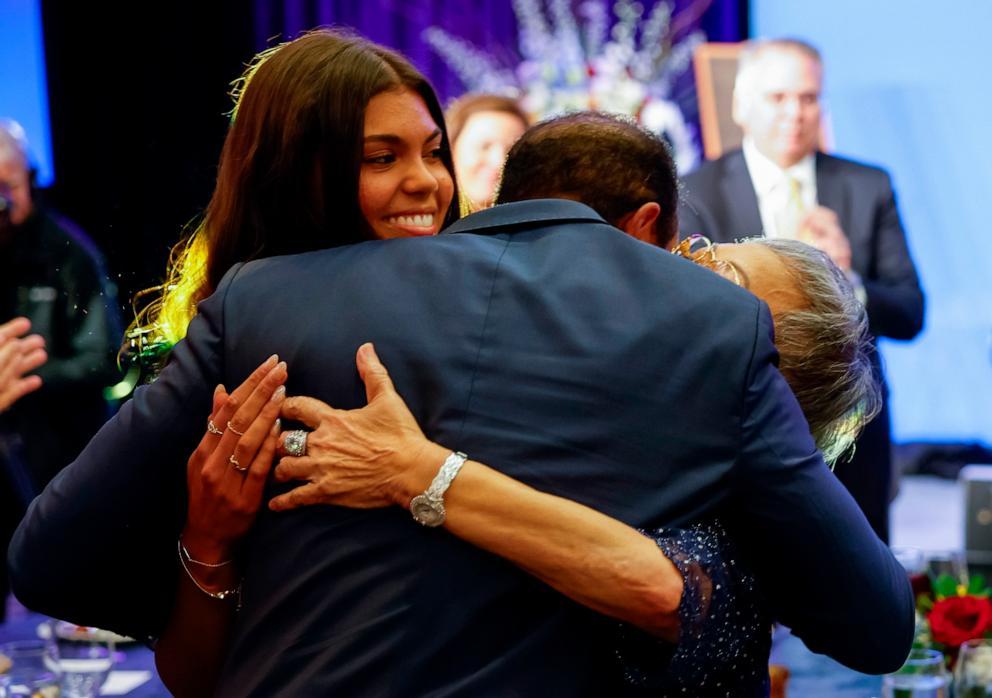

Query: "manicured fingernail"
left=271, top=385, right=286, bottom=401
left=266, top=354, right=278, bottom=366
left=271, top=418, right=281, bottom=434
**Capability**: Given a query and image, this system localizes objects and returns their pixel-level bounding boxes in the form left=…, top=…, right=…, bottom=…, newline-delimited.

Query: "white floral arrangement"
left=423, top=0, right=705, bottom=173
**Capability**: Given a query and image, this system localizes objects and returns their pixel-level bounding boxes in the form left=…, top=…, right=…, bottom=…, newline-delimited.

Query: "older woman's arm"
left=270, top=343, right=683, bottom=641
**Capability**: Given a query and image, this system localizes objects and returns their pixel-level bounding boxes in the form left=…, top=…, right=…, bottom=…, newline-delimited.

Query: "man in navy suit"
left=11, top=114, right=912, bottom=694
left=679, top=39, right=925, bottom=542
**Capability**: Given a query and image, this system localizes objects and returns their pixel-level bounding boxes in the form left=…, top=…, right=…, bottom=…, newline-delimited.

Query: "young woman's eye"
left=365, top=153, right=395, bottom=165
left=426, top=146, right=447, bottom=161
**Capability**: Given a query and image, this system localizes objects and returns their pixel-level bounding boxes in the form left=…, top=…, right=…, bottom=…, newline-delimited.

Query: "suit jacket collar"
left=722, top=151, right=764, bottom=238
left=442, top=199, right=607, bottom=237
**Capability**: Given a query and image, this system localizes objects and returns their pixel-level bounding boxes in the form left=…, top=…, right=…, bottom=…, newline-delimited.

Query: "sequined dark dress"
left=618, top=521, right=773, bottom=697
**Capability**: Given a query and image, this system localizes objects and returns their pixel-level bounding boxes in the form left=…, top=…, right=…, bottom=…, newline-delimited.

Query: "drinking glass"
left=954, top=639, right=992, bottom=697
left=882, top=648, right=949, bottom=697
left=893, top=546, right=930, bottom=597
left=926, top=549, right=968, bottom=586
left=0, top=639, right=61, bottom=698
left=51, top=630, right=115, bottom=698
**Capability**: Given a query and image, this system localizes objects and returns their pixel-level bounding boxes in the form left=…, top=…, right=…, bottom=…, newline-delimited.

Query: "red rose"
left=929, top=595, right=992, bottom=647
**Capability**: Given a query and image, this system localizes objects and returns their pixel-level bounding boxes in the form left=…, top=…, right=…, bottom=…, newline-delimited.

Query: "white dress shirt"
left=742, top=137, right=816, bottom=239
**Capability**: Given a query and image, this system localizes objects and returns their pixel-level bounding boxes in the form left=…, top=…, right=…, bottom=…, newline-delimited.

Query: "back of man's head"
left=496, top=112, right=679, bottom=247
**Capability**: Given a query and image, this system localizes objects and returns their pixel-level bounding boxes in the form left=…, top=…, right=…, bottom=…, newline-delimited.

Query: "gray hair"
left=0, top=119, right=29, bottom=168
left=734, top=39, right=822, bottom=110
left=748, top=237, right=881, bottom=466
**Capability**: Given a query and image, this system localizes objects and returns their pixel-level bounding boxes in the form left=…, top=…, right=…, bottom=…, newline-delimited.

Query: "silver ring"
left=227, top=421, right=246, bottom=437
left=207, top=419, right=224, bottom=436
left=229, top=454, right=248, bottom=472
left=283, top=430, right=308, bottom=458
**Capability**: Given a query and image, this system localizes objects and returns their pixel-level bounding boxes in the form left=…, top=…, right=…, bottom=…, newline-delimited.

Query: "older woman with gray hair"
left=677, top=235, right=880, bottom=465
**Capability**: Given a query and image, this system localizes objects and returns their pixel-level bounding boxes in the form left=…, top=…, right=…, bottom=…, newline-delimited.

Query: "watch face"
left=411, top=495, right=444, bottom=527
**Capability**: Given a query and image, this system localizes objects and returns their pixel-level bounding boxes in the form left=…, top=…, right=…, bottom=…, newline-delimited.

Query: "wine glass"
left=893, top=546, right=930, bottom=597
left=0, top=639, right=61, bottom=698
left=955, top=639, right=992, bottom=697
left=882, top=648, right=949, bottom=697
left=926, top=549, right=968, bottom=586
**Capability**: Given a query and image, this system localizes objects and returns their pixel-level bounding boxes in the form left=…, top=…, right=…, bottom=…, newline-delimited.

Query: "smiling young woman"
left=105, top=29, right=461, bottom=697
left=130, top=29, right=460, bottom=354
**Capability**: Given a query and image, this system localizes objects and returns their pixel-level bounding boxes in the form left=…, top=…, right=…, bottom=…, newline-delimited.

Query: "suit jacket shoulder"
left=816, top=151, right=890, bottom=179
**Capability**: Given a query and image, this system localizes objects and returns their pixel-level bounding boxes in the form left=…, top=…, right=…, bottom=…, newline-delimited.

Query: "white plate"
left=37, top=620, right=135, bottom=645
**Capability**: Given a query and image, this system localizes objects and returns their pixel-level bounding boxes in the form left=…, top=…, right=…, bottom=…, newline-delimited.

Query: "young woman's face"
left=359, top=88, right=454, bottom=239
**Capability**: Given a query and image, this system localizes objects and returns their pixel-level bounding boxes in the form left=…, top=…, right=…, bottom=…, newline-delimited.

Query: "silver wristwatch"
left=410, top=451, right=468, bottom=527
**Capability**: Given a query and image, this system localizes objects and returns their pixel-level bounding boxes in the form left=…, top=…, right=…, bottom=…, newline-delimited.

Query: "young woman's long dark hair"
left=134, top=29, right=459, bottom=347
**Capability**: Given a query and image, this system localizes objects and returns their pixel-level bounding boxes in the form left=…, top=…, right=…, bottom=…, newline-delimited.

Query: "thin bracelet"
left=176, top=538, right=241, bottom=604
left=179, top=537, right=233, bottom=568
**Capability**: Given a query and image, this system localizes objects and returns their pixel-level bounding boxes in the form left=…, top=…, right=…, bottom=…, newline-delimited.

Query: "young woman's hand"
left=182, top=355, right=287, bottom=562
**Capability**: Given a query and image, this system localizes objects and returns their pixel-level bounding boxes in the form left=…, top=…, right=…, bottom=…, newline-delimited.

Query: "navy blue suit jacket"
left=10, top=200, right=913, bottom=695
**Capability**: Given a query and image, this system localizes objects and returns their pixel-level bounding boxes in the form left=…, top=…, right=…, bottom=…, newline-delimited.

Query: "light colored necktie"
left=775, top=175, right=806, bottom=239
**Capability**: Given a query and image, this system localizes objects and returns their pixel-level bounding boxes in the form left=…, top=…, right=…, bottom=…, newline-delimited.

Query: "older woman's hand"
left=182, top=355, right=287, bottom=562
left=270, top=343, right=441, bottom=512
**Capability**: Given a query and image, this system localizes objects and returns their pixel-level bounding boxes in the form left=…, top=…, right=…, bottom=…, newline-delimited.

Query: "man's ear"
left=619, top=202, right=661, bottom=246
left=731, top=90, right=748, bottom=129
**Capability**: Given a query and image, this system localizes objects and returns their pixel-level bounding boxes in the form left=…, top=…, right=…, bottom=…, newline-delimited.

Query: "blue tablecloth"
left=771, top=625, right=885, bottom=697
left=5, top=610, right=891, bottom=696
left=0, top=611, right=168, bottom=697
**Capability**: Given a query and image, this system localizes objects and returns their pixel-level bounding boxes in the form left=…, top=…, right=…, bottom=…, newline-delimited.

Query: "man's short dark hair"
left=496, top=112, right=679, bottom=247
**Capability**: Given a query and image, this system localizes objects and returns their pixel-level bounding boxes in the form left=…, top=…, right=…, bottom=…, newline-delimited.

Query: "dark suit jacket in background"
left=678, top=150, right=925, bottom=541
left=10, top=200, right=913, bottom=695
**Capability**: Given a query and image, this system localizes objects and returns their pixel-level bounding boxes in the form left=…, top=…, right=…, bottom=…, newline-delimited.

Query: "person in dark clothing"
left=0, top=119, right=121, bottom=620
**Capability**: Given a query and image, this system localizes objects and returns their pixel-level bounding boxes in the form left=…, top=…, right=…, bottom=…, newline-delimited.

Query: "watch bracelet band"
left=423, top=451, right=468, bottom=501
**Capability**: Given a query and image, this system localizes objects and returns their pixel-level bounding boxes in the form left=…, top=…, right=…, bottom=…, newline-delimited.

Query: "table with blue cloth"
left=771, top=625, right=886, bottom=697
left=0, top=611, right=168, bottom=697
left=4, top=611, right=891, bottom=696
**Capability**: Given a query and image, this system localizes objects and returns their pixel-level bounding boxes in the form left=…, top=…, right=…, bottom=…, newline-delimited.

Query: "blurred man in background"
left=678, top=39, right=924, bottom=542
left=0, top=119, right=121, bottom=620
